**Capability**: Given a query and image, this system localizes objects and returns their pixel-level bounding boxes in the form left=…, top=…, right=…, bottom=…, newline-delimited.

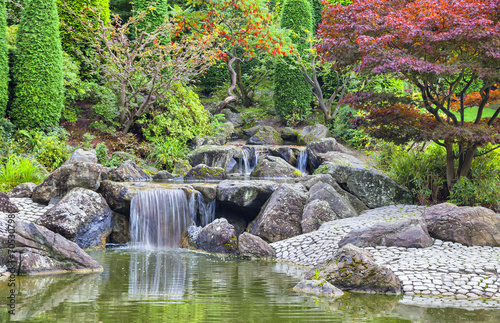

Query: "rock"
left=191, top=183, right=217, bottom=202
left=315, top=151, right=368, bottom=169
left=188, top=145, right=236, bottom=170
left=306, top=244, right=402, bottom=295
left=301, top=200, right=337, bottom=233
left=221, top=108, right=244, bottom=127
left=36, top=188, right=114, bottom=249
left=109, top=160, right=151, bottom=182
left=196, top=218, right=238, bottom=254
left=0, top=219, right=103, bottom=275
left=152, top=170, right=175, bottom=180
left=249, top=183, right=308, bottom=242
left=238, top=232, right=275, bottom=258
left=216, top=180, right=278, bottom=210
left=7, top=182, right=37, bottom=198
left=422, top=203, right=500, bottom=247
left=100, top=166, right=116, bottom=181
left=108, top=211, right=130, bottom=244
left=63, top=149, right=97, bottom=165
left=185, top=164, right=228, bottom=180
left=224, top=214, right=247, bottom=236
left=298, top=124, right=330, bottom=145
left=172, top=159, right=192, bottom=177
left=218, top=122, right=234, bottom=139
left=247, top=126, right=284, bottom=145
left=191, top=136, right=225, bottom=148
left=338, top=219, right=434, bottom=248
left=317, top=164, right=413, bottom=208
left=309, top=182, right=357, bottom=218
left=97, top=180, right=131, bottom=215
left=280, top=127, right=298, bottom=141
left=251, top=156, right=302, bottom=178
left=307, top=138, right=339, bottom=170
left=269, top=146, right=300, bottom=166
left=180, top=226, right=202, bottom=250
left=32, top=162, right=104, bottom=205
left=0, top=192, right=19, bottom=213
left=243, top=125, right=263, bottom=137
left=293, top=279, right=344, bottom=297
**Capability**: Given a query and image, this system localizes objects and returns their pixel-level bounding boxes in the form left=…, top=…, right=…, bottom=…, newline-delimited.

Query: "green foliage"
left=110, top=0, right=132, bottom=21
left=139, top=83, right=211, bottom=142
left=307, top=0, right=322, bottom=34
left=331, top=105, right=375, bottom=149
left=0, top=118, right=15, bottom=140
left=196, top=61, right=228, bottom=95
left=6, top=0, right=24, bottom=25
left=0, top=1, right=8, bottom=118
left=11, top=0, right=64, bottom=129
left=0, top=154, right=47, bottom=192
left=147, top=137, right=189, bottom=170
left=274, top=0, right=312, bottom=122
left=57, top=0, right=110, bottom=65
left=134, top=0, right=168, bottom=30
left=95, top=142, right=108, bottom=164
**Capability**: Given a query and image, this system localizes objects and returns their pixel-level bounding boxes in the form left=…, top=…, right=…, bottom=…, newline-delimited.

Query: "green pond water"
left=2, top=248, right=500, bottom=322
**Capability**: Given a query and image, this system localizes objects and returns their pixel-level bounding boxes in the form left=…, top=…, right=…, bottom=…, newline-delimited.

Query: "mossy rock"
left=185, top=164, right=228, bottom=180
left=247, top=126, right=284, bottom=145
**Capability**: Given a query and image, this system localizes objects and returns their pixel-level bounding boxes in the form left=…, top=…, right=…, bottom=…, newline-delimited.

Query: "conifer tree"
left=134, top=0, right=169, bottom=31
left=11, top=0, right=63, bottom=129
left=0, top=0, right=8, bottom=118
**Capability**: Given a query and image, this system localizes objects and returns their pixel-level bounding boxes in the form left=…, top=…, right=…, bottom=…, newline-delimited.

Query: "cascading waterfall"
left=130, top=189, right=192, bottom=249
left=297, top=150, right=308, bottom=175
left=198, top=194, right=216, bottom=227
left=240, top=149, right=252, bottom=175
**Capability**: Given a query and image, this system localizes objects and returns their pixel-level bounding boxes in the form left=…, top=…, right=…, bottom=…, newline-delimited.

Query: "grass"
left=451, top=107, right=497, bottom=122
left=0, top=155, right=47, bottom=193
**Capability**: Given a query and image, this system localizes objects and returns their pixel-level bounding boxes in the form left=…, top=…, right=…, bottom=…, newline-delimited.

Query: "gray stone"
left=152, top=170, right=175, bottom=180
left=196, top=218, right=238, bottom=254
left=185, top=164, right=227, bottom=180
left=248, top=183, right=308, bottom=242
left=216, top=180, right=278, bottom=209
left=191, top=136, right=226, bottom=148
left=221, top=108, right=244, bottom=127
left=97, top=180, right=131, bottom=215
left=269, top=146, right=300, bottom=166
left=172, top=159, right=192, bottom=177
left=422, top=203, right=500, bottom=247
left=298, top=124, right=330, bottom=144
left=0, top=192, right=19, bottom=213
left=309, top=182, right=357, bottom=218
left=109, top=160, right=151, bottom=182
left=238, top=232, right=274, bottom=258
left=338, top=219, right=434, bottom=248
left=32, top=162, right=104, bottom=205
left=293, top=279, right=344, bottom=297
left=36, top=188, right=114, bottom=249
left=191, top=183, right=217, bottom=202
left=7, top=182, right=37, bottom=198
left=63, top=149, right=97, bottom=165
left=280, top=127, right=298, bottom=141
left=188, top=145, right=236, bottom=170
left=0, top=219, right=103, bottom=275
left=108, top=211, right=130, bottom=244
left=301, top=200, right=338, bottom=233
left=251, top=156, right=302, bottom=178
left=307, top=138, right=339, bottom=170
left=180, top=226, right=202, bottom=250
left=247, top=126, right=284, bottom=145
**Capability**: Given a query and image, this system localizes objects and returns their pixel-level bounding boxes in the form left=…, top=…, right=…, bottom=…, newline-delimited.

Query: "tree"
left=178, top=0, right=291, bottom=113
left=274, top=0, right=312, bottom=123
left=79, top=9, right=218, bottom=133
left=11, top=0, right=64, bottom=129
left=318, top=0, right=500, bottom=189
left=0, top=0, right=8, bottom=118
left=134, top=0, right=168, bottom=30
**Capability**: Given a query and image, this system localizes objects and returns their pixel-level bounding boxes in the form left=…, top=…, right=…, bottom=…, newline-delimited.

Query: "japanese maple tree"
left=318, top=0, right=500, bottom=189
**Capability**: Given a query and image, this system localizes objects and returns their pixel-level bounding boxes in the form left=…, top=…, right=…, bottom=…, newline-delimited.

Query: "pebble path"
left=271, top=204, right=500, bottom=299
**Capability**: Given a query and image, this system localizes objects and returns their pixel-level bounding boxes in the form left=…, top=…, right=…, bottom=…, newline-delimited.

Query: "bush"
left=95, top=142, right=109, bottom=164
left=11, top=0, right=64, bottom=129
left=273, top=0, right=312, bottom=122
left=147, top=137, right=189, bottom=171
left=134, top=0, right=168, bottom=31
left=0, top=154, right=47, bottom=193
left=0, top=1, right=8, bottom=118
left=196, top=61, right=229, bottom=95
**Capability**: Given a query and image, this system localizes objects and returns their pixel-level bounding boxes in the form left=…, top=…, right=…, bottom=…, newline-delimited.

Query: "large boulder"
left=0, top=219, right=103, bottom=275
left=280, top=127, right=298, bottom=141
left=238, top=232, right=275, bottom=258
left=191, top=136, right=225, bottom=149
left=97, top=180, right=131, bottom=215
left=314, top=151, right=368, bottom=169
left=309, top=182, right=358, bottom=218
left=0, top=192, right=19, bottom=213
left=317, top=164, right=413, bottom=208
left=196, top=218, right=238, bottom=254
left=152, top=170, right=175, bottom=180
left=191, top=183, right=218, bottom=202
left=108, top=211, right=130, bottom=244
left=338, top=219, right=434, bottom=248
left=36, top=188, right=114, bottom=249
left=422, top=203, right=500, bottom=247
left=306, top=244, right=402, bottom=295
left=172, top=159, right=192, bottom=177
left=7, top=182, right=37, bottom=198
left=248, top=183, right=308, bottom=242
left=185, top=164, right=227, bottom=181
left=216, top=180, right=278, bottom=210
left=250, top=156, right=302, bottom=178
left=188, top=145, right=236, bottom=170
left=301, top=200, right=337, bottom=233
left=221, top=108, right=244, bottom=127
left=63, top=149, right=97, bottom=166
left=306, top=138, right=339, bottom=170
left=298, top=124, right=330, bottom=145
left=32, top=162, right=104, bottom=205
left=109, top=160, right=151, bottom=182
left=247, top=126, right=284, bottom=145
left=180, top=225, right=202, bottom=250
left=268, top=146, right=301, bottom=166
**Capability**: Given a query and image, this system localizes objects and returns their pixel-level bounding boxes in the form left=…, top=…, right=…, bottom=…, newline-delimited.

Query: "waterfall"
left=297, top=150, right=308, bottom=175
left=241, top=149, right=252, bottom=175
left=130, top=189, right=191, bottom=249
left=198, top=194, right=216, bottom=227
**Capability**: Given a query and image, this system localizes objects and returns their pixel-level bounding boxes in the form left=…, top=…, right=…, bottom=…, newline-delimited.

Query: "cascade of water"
left=188, top=192, right=198, bottom=225
left=250, top=151, right=260, bottom=173
left=197, top=194, right=216, bottom=227
left=297, top=150, right=308, bottom=175
left=130, top=189, right=191, bottom=249
left=241, top=149, right=252, bottom=175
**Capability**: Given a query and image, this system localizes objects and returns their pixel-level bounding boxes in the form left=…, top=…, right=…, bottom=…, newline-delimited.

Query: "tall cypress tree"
left=0, top=0, right=8, bottom=118
left=135, top=0, right=168, bottom=31
left=11, top=0, right=63, bottom=129
left=274, top=0, right=313, bottom=122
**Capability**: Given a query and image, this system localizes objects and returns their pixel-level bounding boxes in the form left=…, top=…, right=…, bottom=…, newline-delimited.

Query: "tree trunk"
left=458, top=145, right=478, bottom=179
left=445, top=142, right=456, bottom=191
left=215, top=56, right=238, bottom=114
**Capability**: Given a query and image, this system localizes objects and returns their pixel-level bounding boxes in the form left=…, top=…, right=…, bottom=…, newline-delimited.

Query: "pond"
left=2, top=248, right=500, bottom=322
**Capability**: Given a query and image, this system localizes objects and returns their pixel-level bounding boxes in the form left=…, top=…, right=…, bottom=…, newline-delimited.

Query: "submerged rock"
left=293, top=279, right=344, bottom=297
left=196, top=218, right=238, bottom=255
left=7, top=182, right=37, bottom=198
left=238, top=232, right=275, bottom=258
left=251, top=156, right=302, bottom=178
left=422, top=203, right=500, bottom=247
left=36, top=188, right=114, bottom=249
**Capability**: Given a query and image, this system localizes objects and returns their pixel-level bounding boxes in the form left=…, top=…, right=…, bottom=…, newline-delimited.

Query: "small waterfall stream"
left=198, top=194, right=215, bottom=227
left=130, top=189, right=192, bottom=248
left=297, top=150, right=308, bottom=175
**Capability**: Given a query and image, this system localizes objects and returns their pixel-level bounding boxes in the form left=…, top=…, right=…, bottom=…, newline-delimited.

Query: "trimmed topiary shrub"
left=308, top=0, right=322, bottom=35
left=273, top=0, right=312, bottom=123
left=134, top=0, right=168, bottom=30
left=10, top=0, right=64, bottom=129
left=0, top=1, right=8, bottom=118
